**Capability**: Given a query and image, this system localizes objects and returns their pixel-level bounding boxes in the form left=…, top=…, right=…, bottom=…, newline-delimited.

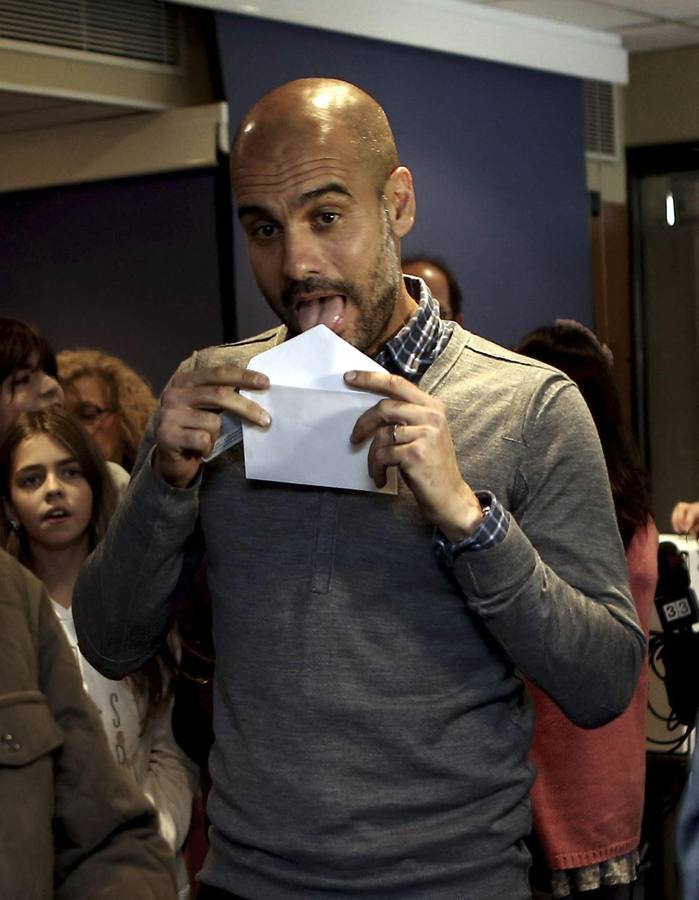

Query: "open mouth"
left=293, top=294, right=347, bottom=333
left=43, top=508, right=70, bottom=522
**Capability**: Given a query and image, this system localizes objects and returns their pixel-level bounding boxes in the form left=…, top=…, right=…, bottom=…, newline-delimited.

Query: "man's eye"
left=252, top=223, right=278, bottom=239
left=317, top=212, right=339, bottom=226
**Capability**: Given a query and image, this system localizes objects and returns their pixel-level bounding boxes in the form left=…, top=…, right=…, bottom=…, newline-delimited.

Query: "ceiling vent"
left=0, top=0, right=181, bottom=68
left=584, top=79, right=617, bottom=161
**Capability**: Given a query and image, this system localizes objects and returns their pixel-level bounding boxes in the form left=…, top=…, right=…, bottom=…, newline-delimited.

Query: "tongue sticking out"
left=296, top=295, right=346, bottom=333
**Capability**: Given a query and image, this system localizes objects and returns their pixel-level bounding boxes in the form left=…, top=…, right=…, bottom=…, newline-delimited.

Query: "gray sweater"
left=75, top=326, right=644, bottom=900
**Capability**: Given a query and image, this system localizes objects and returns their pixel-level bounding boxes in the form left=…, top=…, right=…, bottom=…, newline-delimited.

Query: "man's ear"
left=384, top=166, right=416, bottom=238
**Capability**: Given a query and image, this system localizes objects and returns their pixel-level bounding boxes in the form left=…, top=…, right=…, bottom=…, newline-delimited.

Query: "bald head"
left=232, top=78, right=399, bottom=191
left=231, top=78, right=418, bottom=353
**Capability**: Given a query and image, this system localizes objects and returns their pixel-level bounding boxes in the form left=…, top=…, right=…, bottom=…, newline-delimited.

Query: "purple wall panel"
left=1, top=169, right=224, bottom=393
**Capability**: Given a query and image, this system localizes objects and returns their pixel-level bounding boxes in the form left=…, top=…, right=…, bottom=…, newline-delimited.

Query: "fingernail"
left=345, top=371, right=357, bottom=382
left=260, top=413, right=271, bottom=427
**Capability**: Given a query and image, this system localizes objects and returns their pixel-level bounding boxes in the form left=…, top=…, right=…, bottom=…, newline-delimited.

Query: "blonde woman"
left=58, top=349, right=156, bottom=471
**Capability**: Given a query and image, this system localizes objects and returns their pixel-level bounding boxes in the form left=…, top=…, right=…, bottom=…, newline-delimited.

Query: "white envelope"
left=239, top=325, right=398, bottom=494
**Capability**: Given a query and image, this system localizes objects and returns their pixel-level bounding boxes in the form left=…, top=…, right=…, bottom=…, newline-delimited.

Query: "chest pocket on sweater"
left=0, top=691, right=63, bottom=766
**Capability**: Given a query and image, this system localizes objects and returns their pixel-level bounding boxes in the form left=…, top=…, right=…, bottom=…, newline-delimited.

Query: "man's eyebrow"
left=237, top=204, right=272, bottom=222
left=237, top=183, right=352, bottom=221
left=298, top=182, right=352, bottom=204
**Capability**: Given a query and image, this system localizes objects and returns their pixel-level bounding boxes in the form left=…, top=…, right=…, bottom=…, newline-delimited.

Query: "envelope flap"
left=249, top=324, right=387, bottom=390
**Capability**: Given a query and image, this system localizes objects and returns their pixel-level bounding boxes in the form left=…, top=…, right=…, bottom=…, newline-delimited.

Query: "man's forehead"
left=235, top=111, right=369, bottom=171
left=233, top=149, right=368, bottom=205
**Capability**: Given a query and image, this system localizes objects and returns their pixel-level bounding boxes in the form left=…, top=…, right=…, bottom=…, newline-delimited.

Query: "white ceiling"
left=1, top=0, right=698, bottom=135
left=467, top=0, right=699, bottom=52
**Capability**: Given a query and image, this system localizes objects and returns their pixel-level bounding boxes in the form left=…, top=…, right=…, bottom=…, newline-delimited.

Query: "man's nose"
left=40, top=374, right=64, bottom=408
left=282, top=227, right=322, bottom=282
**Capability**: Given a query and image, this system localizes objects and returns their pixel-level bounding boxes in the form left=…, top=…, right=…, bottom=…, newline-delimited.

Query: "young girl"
left=0, top=408, right=198, bottom=900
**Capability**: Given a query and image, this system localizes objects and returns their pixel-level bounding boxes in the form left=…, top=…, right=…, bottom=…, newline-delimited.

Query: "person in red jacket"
left=516, top=322, right=657, bottom=899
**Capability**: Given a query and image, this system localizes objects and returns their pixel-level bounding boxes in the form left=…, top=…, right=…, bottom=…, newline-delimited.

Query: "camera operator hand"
left=672, top=501, right=699, bottom=539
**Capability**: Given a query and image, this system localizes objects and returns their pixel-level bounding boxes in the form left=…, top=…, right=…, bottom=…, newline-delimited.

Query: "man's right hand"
left=155, top=365, right=270, bottom=488
left=671, top=500, right=699, bottom=539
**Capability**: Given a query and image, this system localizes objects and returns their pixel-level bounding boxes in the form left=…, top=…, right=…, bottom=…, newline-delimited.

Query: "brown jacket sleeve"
left=0, top=551, right=177, bottom=900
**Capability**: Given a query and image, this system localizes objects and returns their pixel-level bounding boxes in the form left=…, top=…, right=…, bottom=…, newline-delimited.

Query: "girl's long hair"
left=0, top=407, right=172, bottom=720
left=515, top=324, right=651, bottom=549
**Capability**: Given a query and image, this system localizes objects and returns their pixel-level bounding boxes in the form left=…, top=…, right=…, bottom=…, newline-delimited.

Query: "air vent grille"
left=0, top=0, right=181, bottom=66
left=584, top=80, right=616, bottom=159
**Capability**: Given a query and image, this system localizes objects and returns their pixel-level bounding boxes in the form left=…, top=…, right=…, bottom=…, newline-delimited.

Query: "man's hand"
left=155, top=365, right=270, bottom=488
left=671, top=500, right=699, bottom=539
left=346, top=370, right=483, bottom=542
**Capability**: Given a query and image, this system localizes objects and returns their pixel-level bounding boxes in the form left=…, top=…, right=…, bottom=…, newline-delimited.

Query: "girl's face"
left=0, top=352, right=64, bottom=433
left=7, top=433, right=93, bottom=554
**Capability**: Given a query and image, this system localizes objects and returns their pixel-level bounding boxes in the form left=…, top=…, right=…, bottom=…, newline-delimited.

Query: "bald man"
left=75, top=79, right=644, bottom=900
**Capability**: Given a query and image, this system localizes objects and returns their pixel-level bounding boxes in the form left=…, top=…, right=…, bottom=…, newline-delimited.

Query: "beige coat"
left=0, top=548, right=177, bottom=900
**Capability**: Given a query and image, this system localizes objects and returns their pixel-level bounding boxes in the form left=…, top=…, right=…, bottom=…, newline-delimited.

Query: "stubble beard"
left=350, top=211, right=402, bottom=355
left=270, top=211, right=402, bottom=355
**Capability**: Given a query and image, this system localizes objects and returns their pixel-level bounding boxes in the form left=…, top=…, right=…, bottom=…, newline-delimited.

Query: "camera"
left=655, top=541, right=699, bottom=633
left=653, top=540, right=699, bottom=728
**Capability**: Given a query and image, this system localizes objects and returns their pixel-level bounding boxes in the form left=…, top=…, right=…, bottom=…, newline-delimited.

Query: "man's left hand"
left=346, top=370, right=483, bottom=542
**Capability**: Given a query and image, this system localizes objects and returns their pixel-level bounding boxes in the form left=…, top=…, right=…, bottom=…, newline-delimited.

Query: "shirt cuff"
left=433, top=492, right=509, bottom=567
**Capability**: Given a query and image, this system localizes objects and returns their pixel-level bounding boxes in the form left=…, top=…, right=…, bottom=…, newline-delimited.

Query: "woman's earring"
left=8, top=518, right=19, bottom=532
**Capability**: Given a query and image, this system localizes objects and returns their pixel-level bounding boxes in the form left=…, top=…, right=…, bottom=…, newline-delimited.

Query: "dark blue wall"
left=0, top=169, right=224, bottom=392
left=217, top=13, right=592, bottom=348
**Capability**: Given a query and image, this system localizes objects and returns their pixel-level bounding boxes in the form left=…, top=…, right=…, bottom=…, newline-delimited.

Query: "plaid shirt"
left=456, top=490, right=508, bottom=553
left=380, top=275, right=508, bottom=556
left=375, top=276, right=454, bottom=381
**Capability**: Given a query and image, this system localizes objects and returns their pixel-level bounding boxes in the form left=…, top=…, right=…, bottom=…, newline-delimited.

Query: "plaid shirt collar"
left=374, top=276, right=454, bottom=382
